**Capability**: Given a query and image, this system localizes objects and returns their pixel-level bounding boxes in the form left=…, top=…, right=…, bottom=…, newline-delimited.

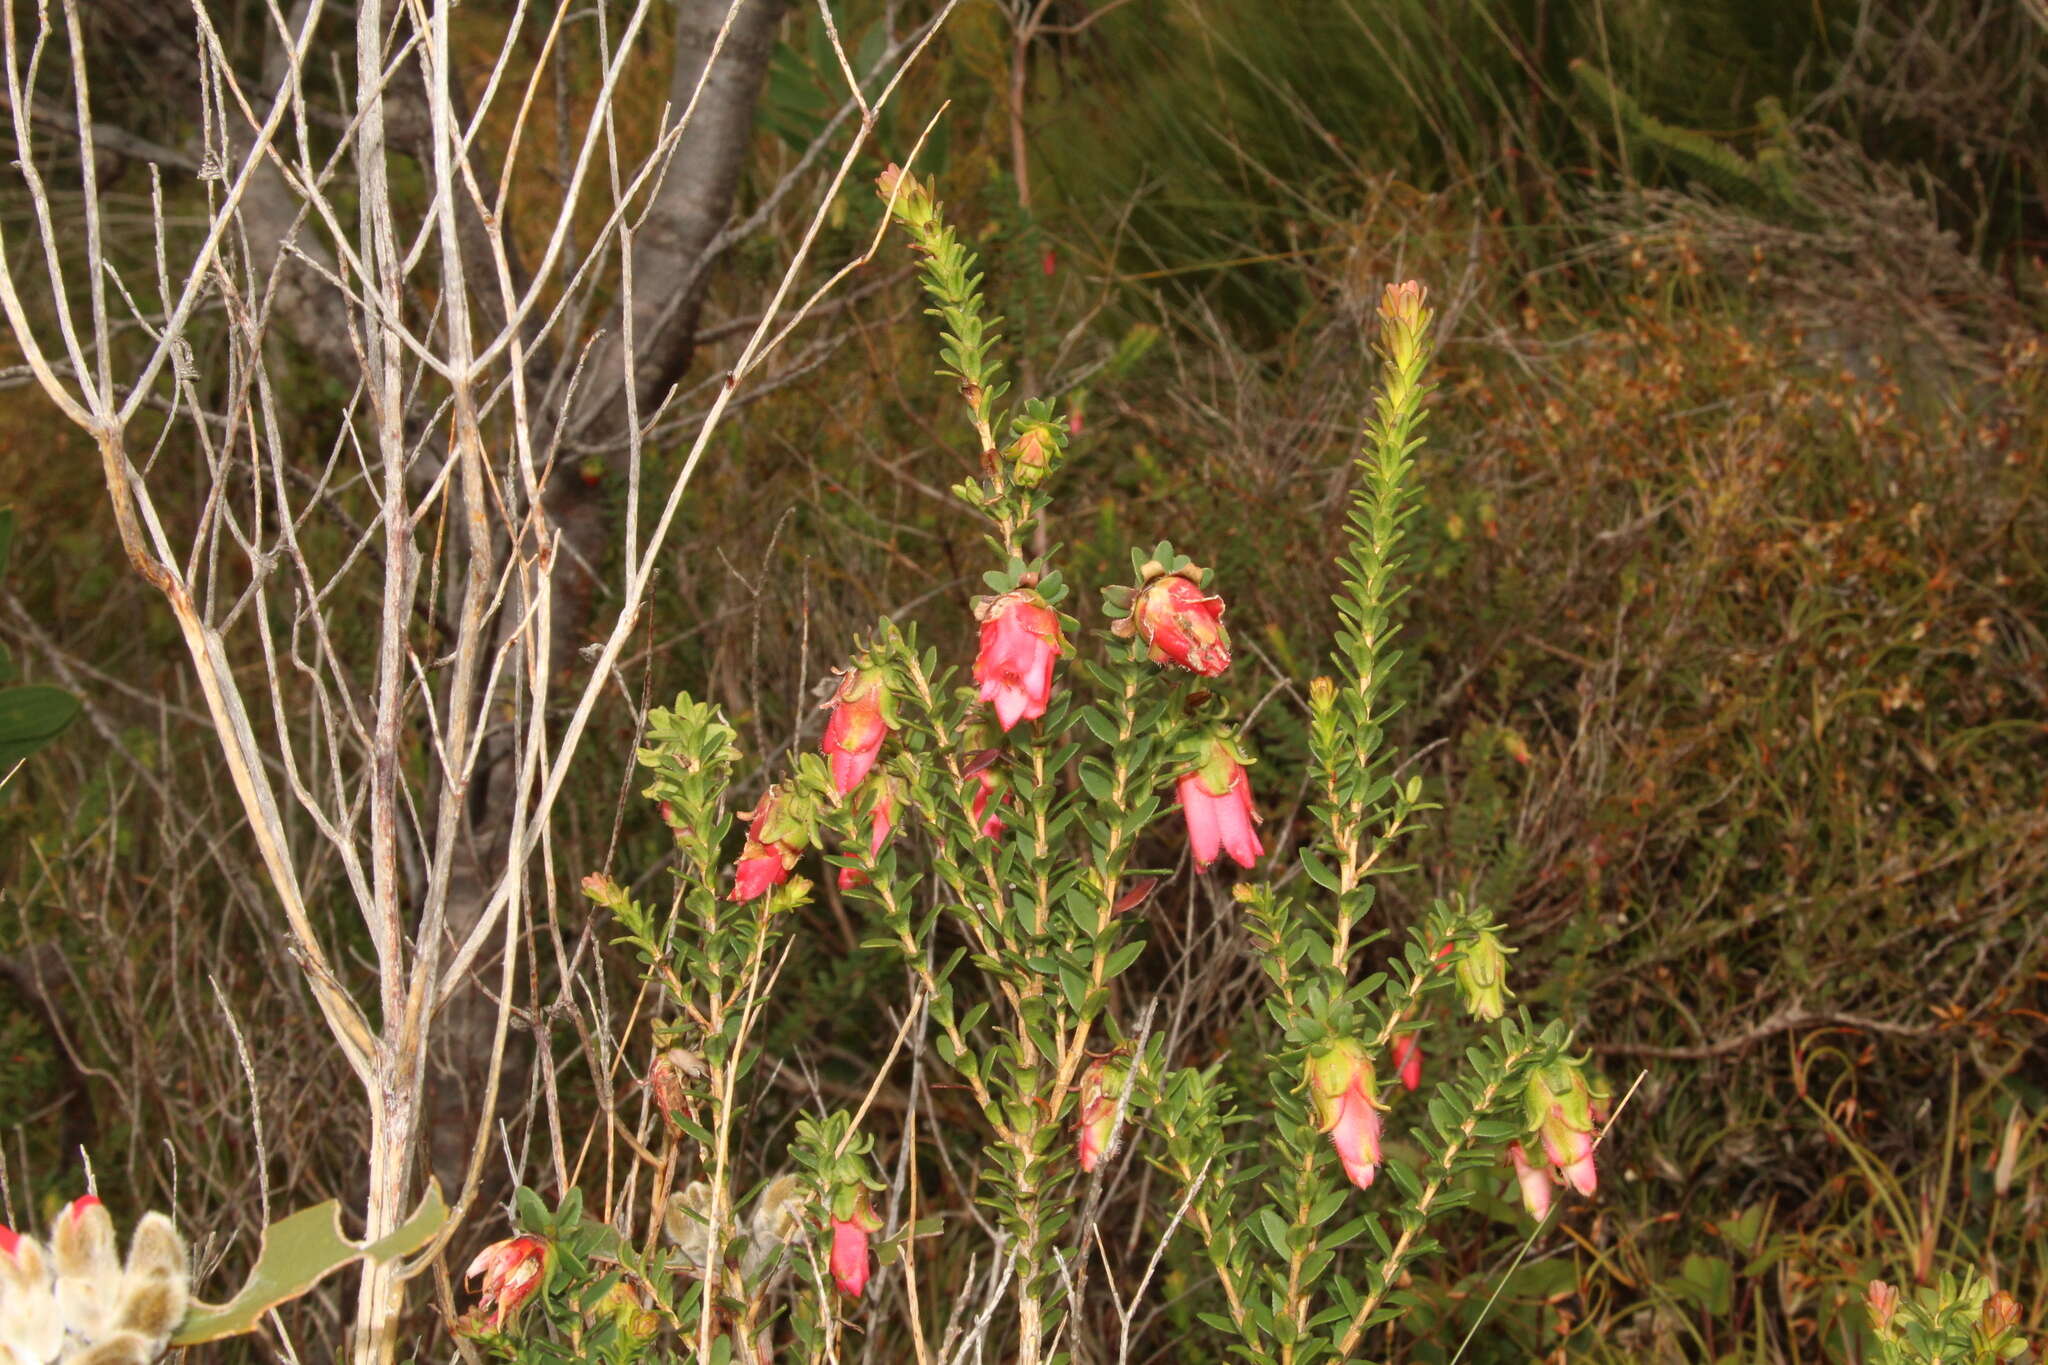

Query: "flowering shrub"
left=467, top=167, right=1626, bottom=1364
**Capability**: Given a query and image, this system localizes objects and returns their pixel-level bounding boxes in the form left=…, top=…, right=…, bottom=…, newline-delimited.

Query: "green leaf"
left=1299, top=849, right=1340, bottom=892
left=0, top=685, right=80, bottom=766
left=1256, top=1208, right=1292, bottom=1258
left=1103, top=940, right=1146, bottom=979
left=172, top=1184, right=448, bottom=1343
left=1669, top=1253, right=1734, bottom=1316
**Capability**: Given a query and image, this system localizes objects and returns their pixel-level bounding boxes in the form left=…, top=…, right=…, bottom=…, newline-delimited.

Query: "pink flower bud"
left=1390, top=1035, right=1422, bottom=1092
left=973, top=590, right=1064, bottom=731
left=1866, top=1280, right=1899, bottom=1332
left=1131, top=572, right=1231, bottom=676
left=1509, top=1142, right=1554, bottom=1221
left=968, top=765, right=1008, bottom=838
left=837, top=780, right=897, bottom=890
left=0, top=1223, right=17, bottom=1258
left=876, top=163, right=934, bottom=229
left=1308, top=1040, right=1384, bottom=1190
left=822, top=664, right=896, bottom=797
left=1003, top=422, right=1063, bottom=488
left=1176, top=736, right=1263, bottom=871
left=464, top=1235, right=549, bottom=1331
left=731, top=786, right=805, bottom=902
left=1981, top=1289, right=2020, bottom=1337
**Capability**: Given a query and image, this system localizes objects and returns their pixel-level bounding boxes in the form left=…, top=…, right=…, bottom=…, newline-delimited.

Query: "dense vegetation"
left=1, top=0, right=2042, bottom=1359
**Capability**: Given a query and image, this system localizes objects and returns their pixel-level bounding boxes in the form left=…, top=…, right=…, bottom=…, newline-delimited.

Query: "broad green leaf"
left=172, top=1183, right=447, bottom=1344
left=0, top=685, right=80, bottom=767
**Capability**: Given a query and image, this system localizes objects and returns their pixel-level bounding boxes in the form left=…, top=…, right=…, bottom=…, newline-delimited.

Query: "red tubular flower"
left=1308, top=1040, right=1384, bottom=1190
left=732, top=787, right=805, bottom=902
left=1131, top=572, right=1231, bottom=676
left=1509, top=1142, right=1554, bottom=1221
left=1075, top=1057, right=1129, bottom=1173
left=1176, top=736, right=1263, bottom=871
left=1390, top=1035, right=1422, bottom=1092
left=829, top=1194, right=883, bottom=1299
left=822, top=664, right=896, bottom=797
left=973, top=589, right=1063, bottom=731
left=837, top=780, right=897, bottom=891
left=465, top=1235, right=549, bottom=1330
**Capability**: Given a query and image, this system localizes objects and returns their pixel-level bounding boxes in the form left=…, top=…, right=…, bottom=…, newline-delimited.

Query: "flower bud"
left=838, top=778, right=898, bottom=890
left=591, top=1277, right=661, bottom=1345
left=113, top=1212, right=189, bottom=1342
left=54, top=1195, right=120, bottom=1341
left=876, top=163, right=934, bottom=230
left=1977, top=1289, right=2021, bottom=1351
left=968, top=766, right=1008, bottom=839
left=1307, top=1039, right=1384, bottom=1190
left=972, top=589, right=1064, bottom=731
left=1390, top=1034, right=1422, bottom=1092
left=1377, top=279, right=1432, bottom=371
left=1076, top=1056, right=1130, bottom=1173
left=1453, top=928, right=1513, bottom=1021
left=1003, top=421, right=1064, bottom=489
left=0, top=1226, right=63, bottom=1364
left=1176, top=733, right=1263, bottom=871
left=1865, top=1279, right=1899, bottom=1334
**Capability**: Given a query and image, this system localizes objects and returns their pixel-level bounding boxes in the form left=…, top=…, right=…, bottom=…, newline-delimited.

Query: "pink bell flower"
left=1308, top=1040, right=1385, bottom=1190
left=731, top=786, right=805, bottom=902
left=972, top=589, right=1063, bottom=731
left=1176, top=736, right=1263, bottom=871
left=1524, top=1060, right=1601, bottom=1198
left=822, top=664, right=896, bottom=797
left=1509, top=1142, right=1554, bottom=1221
left=829, top=1194, right=883, bottom=1299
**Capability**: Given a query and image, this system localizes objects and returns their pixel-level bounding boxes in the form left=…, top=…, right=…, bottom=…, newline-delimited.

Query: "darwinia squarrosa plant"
left=460, top=167, right=1618, bottom=1364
